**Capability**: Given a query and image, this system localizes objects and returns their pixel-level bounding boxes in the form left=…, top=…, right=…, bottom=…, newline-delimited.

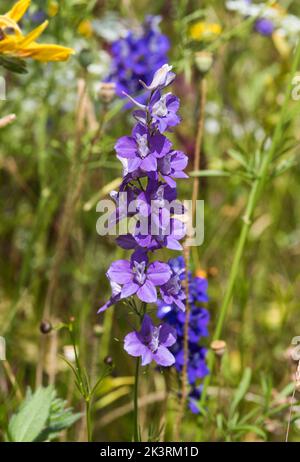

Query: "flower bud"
left=104, top=356, right=113, bottom=366
left=40, top=320, right=52, bottom=335
left=93, top=324, right=103, bottom=337
left=211, top=339, right=226, bottom=357
left=194, top=51, right=213, bottom=75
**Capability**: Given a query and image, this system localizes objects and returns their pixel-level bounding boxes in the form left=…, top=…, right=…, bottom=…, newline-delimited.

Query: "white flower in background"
left=226, top=0, right=300, bottom=41
left=279, top=15, right=300, bottom=37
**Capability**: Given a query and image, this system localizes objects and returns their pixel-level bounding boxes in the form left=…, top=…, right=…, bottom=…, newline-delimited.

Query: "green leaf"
left=8, top=387, right=53, bottom=442
left=272, top=157, right=298, bottom=178
left=227, top=149, right=248, bottom=169
left=229, top=368, right=252, bottom=418
left=36, top=394, right=81, bottom=442
left=233, top=424, right=267, bottom=440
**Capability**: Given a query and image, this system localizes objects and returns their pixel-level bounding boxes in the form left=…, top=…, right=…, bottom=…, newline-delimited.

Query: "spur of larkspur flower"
left=0, top=0, right=74, bottom=62
left=124, top=315, right=177, bottom=366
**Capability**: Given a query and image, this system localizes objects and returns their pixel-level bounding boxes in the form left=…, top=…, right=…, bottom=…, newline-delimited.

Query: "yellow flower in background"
left=271, top=2, right=286, bottom=17
left=272, top=31, right=291, bottom=59
left=0, top=0, right=74, bottom=62
left=77, top=20, right=93, bottom=38
left=47, top=0, right=59, bottom=18
left=190, top=21, right=222, bottom=41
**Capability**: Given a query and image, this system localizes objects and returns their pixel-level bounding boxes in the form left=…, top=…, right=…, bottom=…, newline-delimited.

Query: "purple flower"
left=107, top=256, right=171, bottom=303
left=136, top=179, right=178, bottom=217
left=99, top=66, right=189, bottom=377
left=174, top=343, right=209, bottom=384
left=106, top=16, right=170, bottom=103
left=156, top=256, right=210, bottom=406
left=134, top=90, right=181, bottom=133
left=188, top=386, right=202, bottom=414
left=140, top=64, right=175, bottom=91
left=160, top=274, right=186, bottom=311
left=124, top=314, right=177, bottom=366
left=128, top=211, right=185, bottom=251
left=189, top=276, right=209, bottom=304
left=160, top=258, right=186, bottom=311
left=98, top=281, right=122, bottom=313
left=150, top=91, right=180, bottom=132
left=254, top=18, right=275, bottom=36
left=157, top=150, right=189, bottom=187
left=115, top=123, right=172, bottom=173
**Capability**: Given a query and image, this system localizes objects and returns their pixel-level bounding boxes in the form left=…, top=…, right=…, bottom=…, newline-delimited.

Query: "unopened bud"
left=98, top=82, right=116, bottom=104
left=195, top=51, right=213, bottom=74
left=63, top=345, right=76, bottom=363
left=40, top=320, right=52, bottom=335
left=207, top=266, right=219, bottom=278
left=104, top=356, right=113, bottom=366
left=93, top=324, right=103, bottom=337
left=211, top=340, right=226, bottom=357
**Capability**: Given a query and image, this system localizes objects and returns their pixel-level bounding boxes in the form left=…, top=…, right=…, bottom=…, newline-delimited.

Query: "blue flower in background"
left=254, top=17, right=275, bottom=36
left=157, top=256, right=210, bottom=413
left=106, top=16, right=170, bottom=102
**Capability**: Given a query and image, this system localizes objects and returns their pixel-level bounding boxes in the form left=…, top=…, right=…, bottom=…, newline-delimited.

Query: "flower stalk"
left=133, top=357, right=140, bottom=442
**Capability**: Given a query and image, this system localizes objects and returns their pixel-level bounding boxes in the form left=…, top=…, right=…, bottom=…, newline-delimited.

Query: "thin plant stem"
left=133, top=357, right=140, bottom=442
left=1, top=360, right=23, bottom=402
left=199, top=40, right=300, bottom=418
left=86, top=399, right=92, bottom=442
left=285, top=386, right=296, bottom=442
left=192, top=77, right=207, bottom=214
left=132, top=302, right=147, bottom=441
left=285, top=360, right=300, bottom=442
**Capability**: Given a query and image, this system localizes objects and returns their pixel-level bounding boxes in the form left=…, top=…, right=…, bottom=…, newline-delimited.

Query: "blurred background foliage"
left=1, top=0, right=300, bottom=442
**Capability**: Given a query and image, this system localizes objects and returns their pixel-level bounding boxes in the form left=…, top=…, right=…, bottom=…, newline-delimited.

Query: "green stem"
left=133, top=302, right=147, bottom=442
left=86, top=399, right=92, bottom=442
left=199, top=40, right=300, bottom=418
left=133, top=357, right=140, bottom=442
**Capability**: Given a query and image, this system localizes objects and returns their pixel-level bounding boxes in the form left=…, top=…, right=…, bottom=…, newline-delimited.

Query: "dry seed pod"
left=98, top=82, right=116, bottom=104
left=195, top=51, right=213, bottom=74
left=211, top=340, right=227, bottom=357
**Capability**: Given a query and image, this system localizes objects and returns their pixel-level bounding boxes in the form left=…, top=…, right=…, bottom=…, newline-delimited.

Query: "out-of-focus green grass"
left=1, top=0, right=300, bottom=442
